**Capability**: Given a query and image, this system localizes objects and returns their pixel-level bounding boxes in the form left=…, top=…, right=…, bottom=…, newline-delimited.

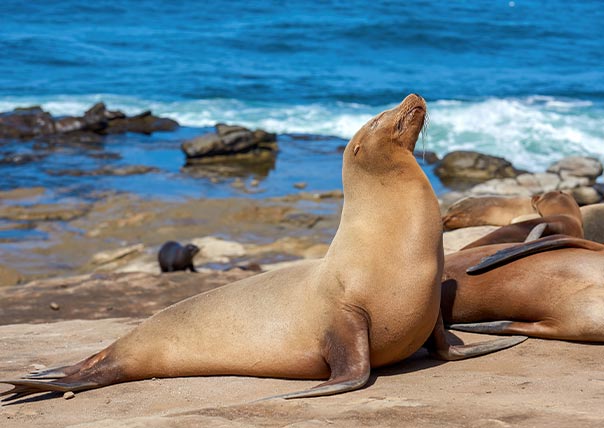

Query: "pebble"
left=49, top=302, right=60, bottom=310
left=63, top=391, right=75, bottom=400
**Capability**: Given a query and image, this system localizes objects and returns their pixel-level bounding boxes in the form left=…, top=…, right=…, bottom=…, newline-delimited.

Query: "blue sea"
left=1, top=0, right=603, bottom=198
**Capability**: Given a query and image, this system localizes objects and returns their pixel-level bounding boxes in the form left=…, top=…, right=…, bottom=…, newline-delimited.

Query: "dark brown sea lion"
left=442, top=235, right=604, bottom=341
left=158, top=241, right=199, bottom=273
left=460, top=191, right=583, bottom=249
left=0, top=94, right=524, bottom=403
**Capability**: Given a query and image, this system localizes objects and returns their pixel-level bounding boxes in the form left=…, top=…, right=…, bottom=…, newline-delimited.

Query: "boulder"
left=547, top=156, right=603, bottom=184
left=182, top=123, right=277, bottom=164
left=580, top=203, right=604, bottom=243
left=470, top=178, right=532, bottom=197
left=105, top=110, right=179, bottom=134
left=435, top=151, right=523, bottom=183
left=0, top=106, right=55, bottom=139
left=570, top=186, right=602, bottom=205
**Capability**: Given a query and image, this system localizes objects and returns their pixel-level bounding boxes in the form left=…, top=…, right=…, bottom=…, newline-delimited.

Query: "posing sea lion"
left=442, top=195, right=535, bottom=231
left=442, top=235, right=604, bottom=341
left=158, top=241, right=199, bottom=273
left=0, top=94, right=523, bottom=402
left=460, top=191, right=583, bottom=250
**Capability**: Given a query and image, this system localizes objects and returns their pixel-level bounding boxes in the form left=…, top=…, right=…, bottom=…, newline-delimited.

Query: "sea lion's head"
left=345, top=94, right=426, bottom=174
left=532, top=191, right=581, bottom=219
left=184, top=244, right=200, bottom=258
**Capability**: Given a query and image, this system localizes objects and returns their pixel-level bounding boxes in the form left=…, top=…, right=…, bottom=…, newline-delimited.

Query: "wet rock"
left=293, top=182, right=307, bottom=190
left=0, top=186, right=46, bottom=200
left=547, top=156, right=603, bottom=184
left=0, top=264, right=22, bottom=286
left=0, top=106, right=56, bottom=139
left=0, top=152, right=47, bottom=165
left=414, top=150, right=440, bottom=164
left=105, top=110, right=178, bottom=134
left=47, top=165, right=159, bottom=177
left=0, top=203, right=89, bottom=221
left=182, top=123, right=277, bottom=164
left=435, top=151, right=523, bottom=183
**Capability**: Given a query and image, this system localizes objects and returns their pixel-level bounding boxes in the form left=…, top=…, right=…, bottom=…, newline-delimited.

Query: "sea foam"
left=0, top=94, right=601, bottom=172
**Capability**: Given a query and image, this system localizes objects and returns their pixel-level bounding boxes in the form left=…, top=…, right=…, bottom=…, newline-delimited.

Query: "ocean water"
left=1, top=0, right=603, bottom=190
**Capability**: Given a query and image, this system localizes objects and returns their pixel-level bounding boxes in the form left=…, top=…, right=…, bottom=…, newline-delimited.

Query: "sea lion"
left=158, top=241, right=199, bottom=273
left=0, top=94, right=524, bottom=403
left=442, top=235, right=604, bottom=341
left=442, top=195, right=535, bottom=231
left=460, top=191, right=583, bottom=250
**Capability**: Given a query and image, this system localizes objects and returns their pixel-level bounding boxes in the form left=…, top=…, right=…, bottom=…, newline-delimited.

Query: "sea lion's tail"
left=0, top=349, right=124, bottom=403
left=466, top=235, right=604, bottom=275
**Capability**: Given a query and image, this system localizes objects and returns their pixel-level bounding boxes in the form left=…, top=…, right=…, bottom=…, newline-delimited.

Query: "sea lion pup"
left=442, top=235, right=604, bottom=341
left=158, top=241, right=199, bottom=273
left=442, top=195, right=535, bottom=231
left=460, top=191, right=583, bottom=250
left=0, top=94, right=524, bottom=403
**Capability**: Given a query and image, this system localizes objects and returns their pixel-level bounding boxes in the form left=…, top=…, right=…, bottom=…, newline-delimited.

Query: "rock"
left=182, top=123, right=277, bottom=164
left=414, top=150, right=440, bottom=164
left=570, top=186, right=602, bottom=205
left=0, top=203, right=89, bottom=221
left=63, top=391, right=75, bottom=400
left=90, top=244, right=145, bottom=266
left=470, top=178, right=532, bottom=197
left=50, top=302, right=60, bottom=311
left=0, top=265, right=22, bottom=286
left=293, top=182, right=307, bottom=190
left=515, top=173, right=543, bottom=194
left=47, top=165, right=159, bottom=177
left=435, top=151, right=523, bottom=183
left=0, top=152, right=47, bottom=165
left=105, top=111, right=179, bottom=134
left=580, top=203, right=604, bottom=243
left=0, top=187, right=46, bottom=200
left=443, top=226, right=499, bottom=254
left=558, top=175, right=590, bottom=190
left=0, top=106, right=55, bottom=139
left=547, top=156, right=603, bottom=184
left=191, top=237, right=246, bottom=262
left=533, top=172, right=560, bottom=193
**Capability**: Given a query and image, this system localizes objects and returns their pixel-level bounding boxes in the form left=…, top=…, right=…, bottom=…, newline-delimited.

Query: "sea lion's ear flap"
left=531, top=194, right=541, bottom=210
left=353, top=145, right=361, bottom=156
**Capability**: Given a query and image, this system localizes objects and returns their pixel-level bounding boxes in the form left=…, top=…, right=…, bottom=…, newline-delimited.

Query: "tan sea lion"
left=442, top=195, right=535, bottom=231
left=0, top=94, right=524, bottom=403
left=442, top=235, right=604, bottom=341
left=460, top=191, right=583, bottom=249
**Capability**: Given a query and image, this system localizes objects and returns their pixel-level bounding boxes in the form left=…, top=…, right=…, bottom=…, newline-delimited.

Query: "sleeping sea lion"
left=442, top=235, right=604, bottom=341
left=460, top=191, right=583, bottom=249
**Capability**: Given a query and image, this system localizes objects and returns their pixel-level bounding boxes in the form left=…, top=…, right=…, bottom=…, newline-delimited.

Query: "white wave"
left=1, top=94, right=602, bottom=171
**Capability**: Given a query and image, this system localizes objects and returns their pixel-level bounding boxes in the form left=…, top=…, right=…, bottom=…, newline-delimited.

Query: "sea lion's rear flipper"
left=425, top=311, right=526, bottom=361
left=258, top=312, right=371, bottom=401
left=466, top=235, right=604, bottom=275
left=0, top=379, right=99, bottom=403
left=448, top=320, right=564, bottom=340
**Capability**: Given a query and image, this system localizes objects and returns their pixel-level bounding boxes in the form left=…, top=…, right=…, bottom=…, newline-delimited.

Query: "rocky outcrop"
left=435, top=151, right=523, bottom=183
left=182, top=123, right=277, bottom=165
left=0, top=103, right=178, bottom=142
left=547, top=156, right=603, bottom=185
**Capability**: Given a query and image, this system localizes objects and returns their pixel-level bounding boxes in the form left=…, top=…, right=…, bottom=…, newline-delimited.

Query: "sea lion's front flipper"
left=524, top=223, right=548, bottom=242
left=466, top=235, right=604, bottom=275
left=425, top=311, right=526, bottom=361
left=259, top=312, right=371, bottom=400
